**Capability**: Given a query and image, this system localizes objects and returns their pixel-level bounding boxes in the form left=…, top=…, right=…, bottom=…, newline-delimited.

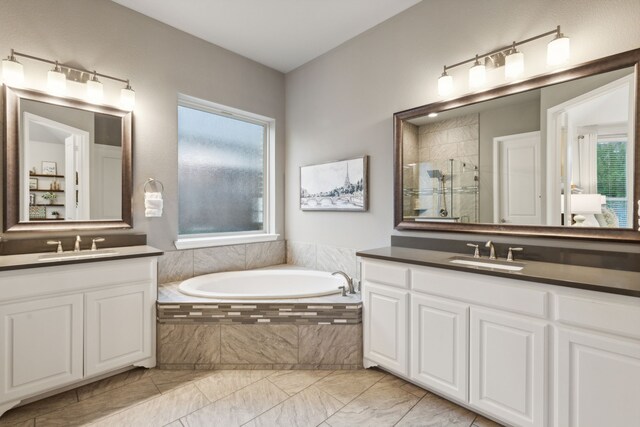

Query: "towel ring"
left=143, top=178, right=164, bottom=194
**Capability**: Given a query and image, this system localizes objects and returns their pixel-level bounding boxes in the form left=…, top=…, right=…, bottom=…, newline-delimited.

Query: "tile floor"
left=0, top=368, right=504, bottom=427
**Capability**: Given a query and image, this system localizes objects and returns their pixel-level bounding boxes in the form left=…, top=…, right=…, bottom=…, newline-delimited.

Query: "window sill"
left=174, top=233, right=280, bottom=250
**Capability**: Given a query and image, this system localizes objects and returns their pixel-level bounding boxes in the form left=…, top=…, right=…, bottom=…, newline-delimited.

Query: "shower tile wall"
left=418, top=113, right=479, bottom=222
left=402, top=122, right=419, bottom=216
left=157, top=241, right=286, bottom=284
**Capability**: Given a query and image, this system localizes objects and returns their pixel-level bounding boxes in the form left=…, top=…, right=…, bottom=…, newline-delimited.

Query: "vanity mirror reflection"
left=3, top=86, right=132, bottom=232
left=395, top=48, right=640, bottom=241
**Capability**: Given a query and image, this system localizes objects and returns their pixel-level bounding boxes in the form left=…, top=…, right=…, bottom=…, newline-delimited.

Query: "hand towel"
left=145, top=192, right=163, bottom=217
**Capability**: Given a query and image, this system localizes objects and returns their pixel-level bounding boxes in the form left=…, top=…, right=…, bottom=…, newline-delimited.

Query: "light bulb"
left=86, top=72, right=103, bottom=103
left=120, top=83, right=135, bottom=111
left=437, top=70, right=453, bottom=97
left=1, top=53, right=24, bottom=87
left=547, top=30, right=570, bottom=66
left=505, top=48, right=524, bottom=79
left=468, top=56, right=486, bottom=89
left=47, top=62, right=66, bottom=95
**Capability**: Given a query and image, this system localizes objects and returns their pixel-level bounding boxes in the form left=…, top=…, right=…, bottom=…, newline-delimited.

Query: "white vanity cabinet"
left=361, top=257, right=640, bottom=427
left=0, top=255, right=158, bottom=417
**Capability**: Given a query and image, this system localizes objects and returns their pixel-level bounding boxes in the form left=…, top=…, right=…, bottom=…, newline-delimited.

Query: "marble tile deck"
left=0, top=368, right=505, bottom=426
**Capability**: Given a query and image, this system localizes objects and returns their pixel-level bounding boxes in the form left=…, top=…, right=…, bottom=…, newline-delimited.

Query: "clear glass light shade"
left=468, top=62, right=486, bottom=89
left=86, top=78, right=104, bottom=103
left=2, top=58, right=24, bottom=87
left=437, top=73, right=453, bottom=96
left=505, top=50, right=524, bottom=79
left=47, top=69, right=66, bottom=95
left=120, top=86, right=135, bottom=111
left=547, top=35, right=570, bottom=66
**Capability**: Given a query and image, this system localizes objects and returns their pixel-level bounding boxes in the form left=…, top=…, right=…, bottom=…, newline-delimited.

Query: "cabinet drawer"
left=556, top=294, right=640, bottom=340
left=362, top=260, right=409, bottom=289
left=412, top=265, right=548, bottom=318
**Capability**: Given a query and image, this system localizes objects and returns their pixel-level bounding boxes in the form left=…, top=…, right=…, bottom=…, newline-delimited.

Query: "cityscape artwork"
left=300, top=156, right=368, bottom=211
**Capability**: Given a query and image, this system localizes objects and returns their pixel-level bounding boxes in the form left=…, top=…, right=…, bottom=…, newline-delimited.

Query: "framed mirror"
left=3, top=85, right=132, bottom=232
left=394, top=48, right=640, bottom=241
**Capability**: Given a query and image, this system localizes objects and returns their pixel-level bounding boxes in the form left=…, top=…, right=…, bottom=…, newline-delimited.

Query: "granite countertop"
left=357, top=246, right=640, bottom=298
left=0, top=245, right=163, bottom=272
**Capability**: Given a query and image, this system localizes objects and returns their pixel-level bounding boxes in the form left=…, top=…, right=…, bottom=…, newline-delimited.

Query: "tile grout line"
left=322, top=370, right=389, bottom=425
left=392, top=391, right=430, bottom=427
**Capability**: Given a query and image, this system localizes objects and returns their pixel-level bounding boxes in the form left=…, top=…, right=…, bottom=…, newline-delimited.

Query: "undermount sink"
left=448, top=256, right=524, bottom=271
left=38, top=249, right=119, bottom=262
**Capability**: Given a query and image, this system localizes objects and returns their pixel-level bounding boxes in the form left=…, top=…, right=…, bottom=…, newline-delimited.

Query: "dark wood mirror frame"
left=394, top=48, right=640, bottom=242
left=2, top=85, right=133, bottom=232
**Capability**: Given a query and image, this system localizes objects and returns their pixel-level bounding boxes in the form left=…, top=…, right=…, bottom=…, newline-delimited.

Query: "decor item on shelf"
left=1, top=49, right=135, bottom=110
left=41, top=192, right=57, bottom=205
left=561, top=193, right=604, bottom=227
left=29, top=177, right=38, bottom=190
left=29, top=206, right=45, bottom=219
left=300, top=156, right=368, bottom=212
left=41, top=161, right=57, bottom=175
left=437, top=25, right=570, bottom=96
left=51, top=211, right=60, bottom=219
left=143, top=178, right=164, bottom=217
left=29, top=193, right=36, bottom=206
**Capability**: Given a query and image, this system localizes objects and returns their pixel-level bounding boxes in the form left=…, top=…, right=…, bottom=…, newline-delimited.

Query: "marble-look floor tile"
left=267, top=370, right=333, bottom=395
left=245, top=385, right=343, bottom=427
left=401, top=382, right=428, bottom=398
left=158, top=324, right=221, bottom=364
left=158, top=251, right=194, bottom=284
left=325, top=379, right=419, bottom=426
left=181, top=379, right=288, bottom=427
left=314, top=369, right=385, bottom=405
left=472, top=414, right=504, bottom=426
left=6, top=420, right=35, bottom=427
left=246, top=241, right=285, bottom=269
left=149, top=369, right=215, bottom=394
left=0, top=390, right=77, bottom=426
left=299, top=325, right=361, bottom=365
left=163, top=421, right=184, bottom=427
left=221, top=325, right=298, bottom=364
left=194, top=370, right=274, bottom=402
left=286, top=241, right=316, bottom=269
left=91, top=384, right=208, bottom=427
left=395, top=392, right=476, bottom=427
left=77, top=368, right=151, bottom=401
left=35, top=378, right=160, bottom=427
left=193, top=245, right=246, bottom=276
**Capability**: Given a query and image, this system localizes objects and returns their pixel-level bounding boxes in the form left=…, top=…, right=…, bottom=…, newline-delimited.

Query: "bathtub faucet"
left=332, top=271, right=356, bottom=294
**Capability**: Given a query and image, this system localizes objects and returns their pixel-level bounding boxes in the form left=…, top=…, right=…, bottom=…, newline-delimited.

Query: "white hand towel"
left=145, top=192, right=163, bottom=217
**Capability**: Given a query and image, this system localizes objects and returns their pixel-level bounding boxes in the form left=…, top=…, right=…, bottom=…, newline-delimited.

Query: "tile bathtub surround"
left=0, top=367, right=504, bottom=426
left=157, top=323, right=363, bottom=369
left=158, top=240, right=285, bottom=284
left=287, top=241, right=358, bottom=279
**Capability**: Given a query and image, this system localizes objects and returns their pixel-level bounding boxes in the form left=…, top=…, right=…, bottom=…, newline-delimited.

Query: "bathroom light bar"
left=438, top=26, right=570, bottom=96
left=1, top=49, right=135, bottom=110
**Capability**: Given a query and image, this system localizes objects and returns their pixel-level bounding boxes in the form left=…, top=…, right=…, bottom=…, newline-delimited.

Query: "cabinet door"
left=85, top=283, right=152, bottom=377
left=556, top=328, right=640, bottom=427
left=411, top=293, right=468, bottom=402
left=0, top=295, right=83, bottom=403
left=470, top=308, right=547, bottom=427
left=363, top=282, right=409, bottom=375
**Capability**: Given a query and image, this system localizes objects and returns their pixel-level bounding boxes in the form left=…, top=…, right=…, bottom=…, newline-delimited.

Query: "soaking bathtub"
left=178, top=267, right=346, bottom=299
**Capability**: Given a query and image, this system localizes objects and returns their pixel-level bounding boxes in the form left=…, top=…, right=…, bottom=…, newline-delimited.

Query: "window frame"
left=174, top=94, right=277, bottom=249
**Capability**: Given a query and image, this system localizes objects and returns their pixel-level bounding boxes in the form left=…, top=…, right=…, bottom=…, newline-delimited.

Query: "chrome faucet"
left=485, top=240, right=497, bottom=260
left=332, top=271, right=355, bottom=294
left=74, top=235, right=82, bottom=252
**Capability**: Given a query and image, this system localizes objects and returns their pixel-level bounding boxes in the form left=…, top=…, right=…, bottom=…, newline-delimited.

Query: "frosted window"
left=178, top=105, right=265, bottom=235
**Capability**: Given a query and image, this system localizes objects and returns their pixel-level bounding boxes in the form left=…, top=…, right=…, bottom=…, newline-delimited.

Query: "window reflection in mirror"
left=402, top=66, right=635, bottom=229
left=20, top=99, right=123, bottom=222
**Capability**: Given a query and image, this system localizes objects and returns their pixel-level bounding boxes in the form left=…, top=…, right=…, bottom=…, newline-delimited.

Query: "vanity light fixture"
left=437, top=26, right=570, bottom=96
left=1, top=49, right=135, bottom=110
left=1, top=50, right=25, bottom=87
left=47, top=61, right=66, bottom=95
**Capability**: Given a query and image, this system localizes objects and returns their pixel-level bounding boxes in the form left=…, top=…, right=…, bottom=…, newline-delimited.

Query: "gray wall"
left=0, top=0, right=286, bottom=250
left=285, top=0, right=640, bottom=252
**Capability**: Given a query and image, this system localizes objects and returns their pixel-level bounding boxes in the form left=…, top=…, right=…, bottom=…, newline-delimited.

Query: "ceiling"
left=111, top=0, right=422, bottom=73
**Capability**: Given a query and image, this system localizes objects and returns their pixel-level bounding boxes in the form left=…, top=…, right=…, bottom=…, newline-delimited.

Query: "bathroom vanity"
left=358, top=249, right=640, bottom=427
left=0, top=246, right=162, bottom=417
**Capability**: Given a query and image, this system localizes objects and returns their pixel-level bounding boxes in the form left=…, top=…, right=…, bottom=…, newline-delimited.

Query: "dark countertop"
left=0, top=245, right=163, bottom=272
left=357, top=246, right=640, bottom=298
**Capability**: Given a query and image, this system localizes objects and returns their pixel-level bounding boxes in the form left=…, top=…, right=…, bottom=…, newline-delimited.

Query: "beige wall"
left=0, top=0, right=286, bottom=250
left=285, top=0, right=640, bottom=252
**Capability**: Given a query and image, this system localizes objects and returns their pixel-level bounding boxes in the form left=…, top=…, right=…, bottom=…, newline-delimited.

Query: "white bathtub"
left=178, top=268, right=345, bottom=299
